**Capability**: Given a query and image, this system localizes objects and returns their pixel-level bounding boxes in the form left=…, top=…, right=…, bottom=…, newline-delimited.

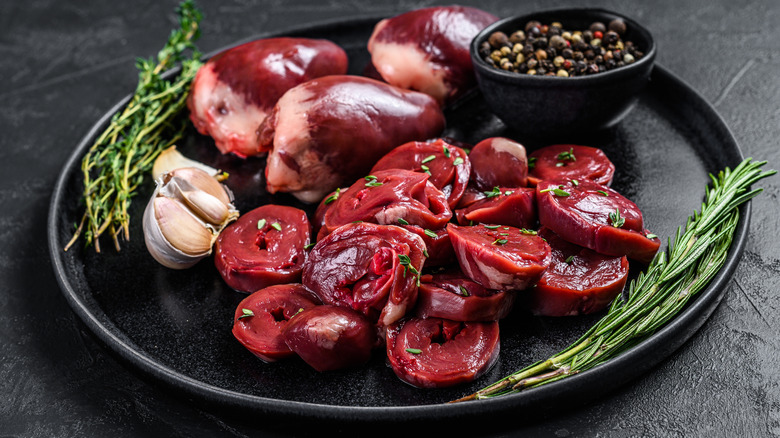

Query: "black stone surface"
left=2, top=0, right=779, bottom=436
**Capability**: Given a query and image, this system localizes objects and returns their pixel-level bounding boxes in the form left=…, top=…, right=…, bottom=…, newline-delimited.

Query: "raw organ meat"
left=370, top=138, right=471, bottom=208
left=259, top=75, right=446, bottom=203
left=416, top=272, right=515, bottom=321
left=469, top=137, right=529, bottom=190
left=368, top=6, right=499, bottom=105
left=231, top=284, right=321, bottom=362
left=188, top=38, right=348, bottom=157
left=302, top=222, right=427, bottom=330
left=527, top=144, right=615, bottom=187
left=455, top=187, right=537, bottom=229
left=317, top=169, right=451, bottom=240
left=282, top=305, right=375, bottom=372
left=536, top=179, right=660, bottom=263
left=214, top=204, right=310, bottom=293
left=386, top=317, right=500, bottom=388
left=448, top=223, right=551, bottom=291
left=528, top=227, right=629, bottom=316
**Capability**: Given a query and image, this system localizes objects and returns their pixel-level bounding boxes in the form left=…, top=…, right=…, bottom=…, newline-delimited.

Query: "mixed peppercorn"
left=479, top=19, right=645, bottom=77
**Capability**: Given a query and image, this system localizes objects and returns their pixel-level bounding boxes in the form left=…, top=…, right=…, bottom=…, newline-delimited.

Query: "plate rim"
left=47, top=16, right=749, bottom=423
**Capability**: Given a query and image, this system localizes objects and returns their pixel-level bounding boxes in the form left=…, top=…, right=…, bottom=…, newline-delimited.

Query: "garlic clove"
left=152, top=146, right=220, bottom=181
left=180, top=188, right=231, bottom=225
left=153, top=196, right=214, bottom=256
left=168, top=167, right=233, bottom=206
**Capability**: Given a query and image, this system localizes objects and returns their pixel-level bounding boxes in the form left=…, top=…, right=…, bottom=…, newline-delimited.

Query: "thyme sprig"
left=453, top=158, right=775, bottom=402
left=65, top=0, right=203, bottom=252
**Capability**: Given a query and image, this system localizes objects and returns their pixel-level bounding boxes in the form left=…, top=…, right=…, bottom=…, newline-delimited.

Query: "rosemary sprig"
left=453, top=158, right=775, bottom=402
left=64, top=0, right=203, bottom=253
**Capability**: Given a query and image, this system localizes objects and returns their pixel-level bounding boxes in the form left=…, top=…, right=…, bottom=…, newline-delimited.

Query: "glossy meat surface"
left=386, top=317, right=500, bottom=388
left=259, top=75, right=446, bottom=203
left=528, top=144, right=615, bottom=187
left=214, top=204, right=310, bottom=293
left=469, top=137, right=528, bottom=190
left=455, top=187, right=537, bottom=229
left=302, top=222, right=427, bottom=330
left=368, top=6, right=498, bottom=105
left=231, top=284, right=321, bottom=362
left=537, top=179, right=660, bottom=263
left=527, top=227, right=629, bottom=316
left=282, top=305, right=375, bottom=372
left=448, top=223, right=551, bottom=291
left=370, top=138, right=471, bottom=208
left=416, top=272, right=515, bottom=321
left=318, top=169, right=452, bottom=240
left=188, top=38, right=348, bottom=157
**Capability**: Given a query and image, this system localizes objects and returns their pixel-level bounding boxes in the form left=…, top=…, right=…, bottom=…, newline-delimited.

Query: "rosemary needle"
left=453, top=158, right=775, bottom=402
left=65, top=0, right=203, bottom=253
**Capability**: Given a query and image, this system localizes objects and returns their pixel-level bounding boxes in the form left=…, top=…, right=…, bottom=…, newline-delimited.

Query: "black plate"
left=48, top=16, right=749, bottom=425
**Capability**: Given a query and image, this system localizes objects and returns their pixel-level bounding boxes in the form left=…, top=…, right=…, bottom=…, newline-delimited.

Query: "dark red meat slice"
left=370, top=138, right=471, bottom=208
left=258, top=75, right=446, bottom=203
left=368, top=6, right=499, bottom=106
left=231, top=283, right=321, bottom=362
left=187, top=38, right=348, bottom=158
left=536, top=179, right=661, bottom=263
left=447, top=223, right=551, bottom=291
left=455, top=187, right=537, bottom=229
left=527, top=227, right=629, bottom=316
left=469, top=137, right=528, bottom=190
left=400, top=225, right=455, bottom=267
left=317, top=169, right=452, bottom=240
left=527, top=144, right=616, bottom=187
left=303, top=222, right=427, bottom=330
left=386, top=317, right=500, bottom=388
left=416, top=272, right=515, bottom=321
left=282, top=305, right=376, bottom=372
left=215, top=204, right=310, bottom=293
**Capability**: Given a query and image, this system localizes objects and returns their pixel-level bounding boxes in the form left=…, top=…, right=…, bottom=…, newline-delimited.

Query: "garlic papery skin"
left=143, top=166, right=239, bottom=269
left=152, top=146, right=221, bottom=181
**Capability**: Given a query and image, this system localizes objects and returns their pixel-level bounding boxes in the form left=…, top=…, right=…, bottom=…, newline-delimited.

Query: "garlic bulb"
left=143, top=166, right=239, bottom=269
left=152, top=146, right=223, bottom=181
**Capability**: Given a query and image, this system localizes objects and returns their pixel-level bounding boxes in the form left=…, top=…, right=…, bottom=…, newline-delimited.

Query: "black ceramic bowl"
left=470, top=8, right=656, bottom=139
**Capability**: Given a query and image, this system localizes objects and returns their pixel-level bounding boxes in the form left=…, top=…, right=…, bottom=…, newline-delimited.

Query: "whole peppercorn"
left=512, top=43, right=523, bottom=55
left=573, top=50, right=584, bottom=61
left=489, top=31, right=509, bottom=48
left=533, top=37, right=548, bottom=49
left=525, top=20, right=541, bottom=32
left=623, top=53, right=635, bottom=64
left=515, top=53, right=525, bottom=64
left=490, top=50, right=503, bottom=63
left=522, top=43, right=534, bottom=55
left=527, top=58, right=538, bottom=69
left=549, top=35, right=567, bottom=51
left=608, top=19, right=626, bottom=35
left=535, top=49, right=548, bottom=60
left=553, top=55, right=565, bottom=67
left=582, top=30, right=593, bottom=42
left=604, top=31, right=619, bottom=46
left=556, top=69, right=569, bottom=77
left=500, top=58, right=513, bottom=70
left=500, top=46, right=512, bottom=56
left=591, top=38, right=602, bottom=48
left=562, top=48, right=574, bottom=59
left=589, top=22, right=606, bottom=33
left=479, top=41, right=492, bottom=57
left=509, top=30, right=526, bottom=44
left=571, top=33, right=583, bottom=44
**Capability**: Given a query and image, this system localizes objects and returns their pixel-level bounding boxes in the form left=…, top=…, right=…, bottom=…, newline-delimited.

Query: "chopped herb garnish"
left=520, top=228, right=537, bottom=235
left=557, top=147, right=576, bottom=162
left=271, top=222, right=282, bottom=231
left=483, top=224, right=501, bottom=229
left=364, top=175, right=377, bottom=181
left=500, top=233, right=509, bottom=236
left=540, top=187, right=571, bottom=196
left=293, top=307, right=305, bottom=316
left=609, top=208, right=625, bottom=228
left=397, top=218, right=409, bottom=225
left=564, top=255, right=575, bottom=264
left=397, top=253, right=421, bottom=286
left=571, top=179, right=579, bottom=186
left=304, top=242, right=316, bottom=250
left=484, top=186, right=502, bottom=198
left=406, top=348, right=422, bottom=354
left=453, top=157, right=464, bottom=166
left=364, top=175, right=383, bottom=187
left=597, top=190, right=609, bottom=197
left=257, top=218, right=266, bottom=230
left=646, top=233, right=658, bottom=239
left=423, top=249, right=429, bottom=258
left=421, top=155, right=436, bottom=164
left=421, top=164, right=431, bottom=175
left=492, top=238, right=508, bottom=245
left=324, top=188, right=341, bottom=205
left=458, top=285, right=470, bottom=297
left=505, top=190, right=514, bottom=195
left=556, top=162, right=565, bottom=167
left=443, top=146, right=451, bottom=158
left=424, top=229, right=437, bottom=238
left=528, top=157, right=537, bottom=169
left=238, top=308, right=254, bottom=320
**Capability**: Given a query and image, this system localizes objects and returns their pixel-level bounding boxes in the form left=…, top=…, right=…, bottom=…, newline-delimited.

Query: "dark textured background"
left=1, top=0, right=778, bottom=436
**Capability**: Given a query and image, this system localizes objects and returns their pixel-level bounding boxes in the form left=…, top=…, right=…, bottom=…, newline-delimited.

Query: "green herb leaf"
left=458, top=285, right=470, bottom=297
left=271, top=222, right=282, bottom=231
left=572, top=179, right=579, bottom=186
left=484, top=186, right=502, bottom=198
left=324, top=188, right=341, bottom=205
left=238, top=308, right=254, bottom=320
left=257, top=219, right=266, bottom=230
left=304, top=242, right=316, bottom=250
left=424, top=229, right=437, bottom=238
left=597, top=190, right=609, bottom=197
left=492, top=238, right=508, bottom=245
left=421, top=155, right=436, bottom=164
left=520, top=228, right=537, bottom=235
left=556, top=147, right=576, bottom=162
left=397, top=218, right=409, bottom=225
left=443, top=146, right=451, bottom=158
left=540, top=187, right=571, bottom=196
left=528, top=157, right=537, bottom=169
left=453, top=157, right=464, bottom=166
left=483, top=224, right=501, bottom=229
left=405, top=348, right=422, bottom=354
left=609, top=209, right=625, bottom=228
left=646, top=233, right=658, bottom=239
left=564, top=255, right=575, bottom=264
